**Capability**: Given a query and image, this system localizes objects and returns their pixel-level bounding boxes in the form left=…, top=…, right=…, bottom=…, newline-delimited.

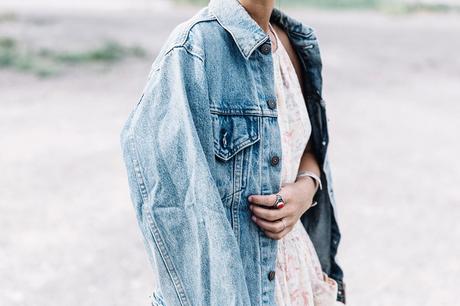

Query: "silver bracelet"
left=296, top=170, right=322, bottom=192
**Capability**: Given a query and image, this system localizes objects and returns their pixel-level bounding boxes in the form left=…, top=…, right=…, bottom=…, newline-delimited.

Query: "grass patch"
left=0, top=38, right=146, bottom=77
left=0, top=12, right=17, bottom=23
left=397, top=3, right=460, bottom=13
left=39, top=41, right=146, bottom=64
left=173, top=0, right=460, bottom=12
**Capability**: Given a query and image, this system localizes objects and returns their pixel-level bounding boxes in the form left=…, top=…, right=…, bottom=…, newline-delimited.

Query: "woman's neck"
left=239, top=0, right=275, bottom=33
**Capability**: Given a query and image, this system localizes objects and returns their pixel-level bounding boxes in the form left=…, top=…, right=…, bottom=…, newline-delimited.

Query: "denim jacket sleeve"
left=120, top=46, right=252, bottom=306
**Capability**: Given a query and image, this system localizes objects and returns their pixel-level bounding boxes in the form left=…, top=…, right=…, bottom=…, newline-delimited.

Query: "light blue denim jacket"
left=120, top=0, right=345, bottom=305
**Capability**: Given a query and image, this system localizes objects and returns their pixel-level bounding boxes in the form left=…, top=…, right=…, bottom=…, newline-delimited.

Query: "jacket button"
left=270, top=155, right=280, bottom=166
left=260, top=42, right=271, bottom=55
left=320, top=99, right=326, bottom=108
left=268, top=270, right=276, bottom=281
left=267, top=99, right=277, bottom=109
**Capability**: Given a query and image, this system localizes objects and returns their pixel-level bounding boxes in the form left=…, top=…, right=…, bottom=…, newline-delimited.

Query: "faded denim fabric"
left=120, top=0, right=345, bottom=305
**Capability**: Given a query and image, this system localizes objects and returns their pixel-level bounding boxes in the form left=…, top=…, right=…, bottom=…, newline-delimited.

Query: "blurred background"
left=1, top=0, right=459, bottom=305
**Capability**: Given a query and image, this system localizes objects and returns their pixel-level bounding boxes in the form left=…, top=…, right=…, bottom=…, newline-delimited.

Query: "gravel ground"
left=0, top=4, right=459, bottom=306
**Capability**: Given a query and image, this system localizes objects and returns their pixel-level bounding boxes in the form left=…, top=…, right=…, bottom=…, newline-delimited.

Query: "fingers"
left=249, top=204, right=287, bottom=221
left=248, top=187, right=297, bottom=240
left=251, top=215, right=288, bottom=233
left=263, top=223, right=292, bottom=240
left=248, top=192, right=286, bottom=208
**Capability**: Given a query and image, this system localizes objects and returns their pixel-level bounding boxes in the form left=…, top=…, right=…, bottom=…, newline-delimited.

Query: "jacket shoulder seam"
left=165, top=45, right=205, bottom=63
left=151, top=17, right=216, bottom=71
left=151, top=45, right=204, bottom=74
left=166, top=16, right=216, bottom=60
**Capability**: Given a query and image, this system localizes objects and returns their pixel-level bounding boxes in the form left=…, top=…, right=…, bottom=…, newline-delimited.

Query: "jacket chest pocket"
left=210, top=112, right=260, bottom=203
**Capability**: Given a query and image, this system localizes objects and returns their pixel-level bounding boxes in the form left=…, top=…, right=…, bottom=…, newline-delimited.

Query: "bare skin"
left=241, top=0, right=321, bottom=240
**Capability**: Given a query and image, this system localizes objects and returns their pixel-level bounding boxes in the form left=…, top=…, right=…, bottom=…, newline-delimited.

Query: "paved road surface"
left=0, top=5, right=459, bottom=306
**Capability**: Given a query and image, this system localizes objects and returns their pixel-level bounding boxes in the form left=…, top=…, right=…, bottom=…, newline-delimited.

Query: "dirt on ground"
left=0, top=3, right=459, bottom=306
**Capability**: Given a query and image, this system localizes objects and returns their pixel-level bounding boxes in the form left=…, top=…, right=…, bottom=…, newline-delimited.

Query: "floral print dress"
left=270, top=23, right=339, bottom=306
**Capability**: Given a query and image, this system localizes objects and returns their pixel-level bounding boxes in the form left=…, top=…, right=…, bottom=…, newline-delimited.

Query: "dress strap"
left=268, top=22, right=280, bottom=53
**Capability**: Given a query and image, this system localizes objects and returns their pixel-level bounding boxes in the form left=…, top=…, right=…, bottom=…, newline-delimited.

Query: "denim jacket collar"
left=270, top=7, right=316, bottom=39
left=208, top=0, right=316, bottom=60
left=209, top=0, right=269, bottom=59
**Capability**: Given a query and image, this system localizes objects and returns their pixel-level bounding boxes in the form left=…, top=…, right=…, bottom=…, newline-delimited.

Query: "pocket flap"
left=211, top=114, right=260, bottom=161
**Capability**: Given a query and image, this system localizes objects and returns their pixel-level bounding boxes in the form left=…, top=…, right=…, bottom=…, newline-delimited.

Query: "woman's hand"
left=248, top=177, right=317, bottom=240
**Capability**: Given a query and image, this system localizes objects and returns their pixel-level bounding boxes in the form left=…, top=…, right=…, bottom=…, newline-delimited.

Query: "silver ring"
left=280, top=218, right=287, bottom=231
left=272, top=194, right=285, bottom=209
